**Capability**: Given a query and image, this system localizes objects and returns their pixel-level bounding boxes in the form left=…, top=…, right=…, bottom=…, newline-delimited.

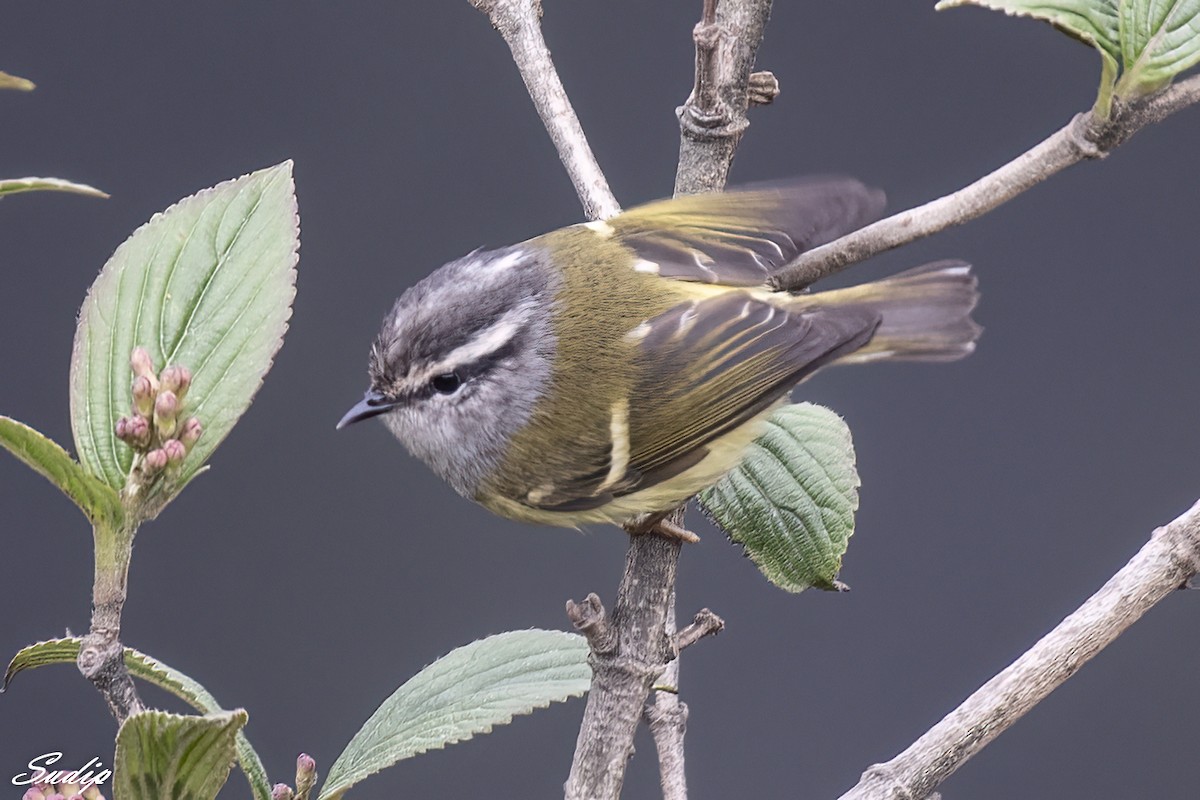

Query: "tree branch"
left=469, top=0, right=621, bottom=220
left=840, top=498, right=1200, bottom=800
left=771, top=73, right=1200, bottom=291
left=675, top=0, right=775, bottom=195
left=565, top=532, right=682, bottom=800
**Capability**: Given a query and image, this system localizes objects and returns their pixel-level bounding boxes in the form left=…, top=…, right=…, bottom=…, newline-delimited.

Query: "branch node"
left=77, top=630, right=143, bottom=722
left=567, top=592, right=618, bottom=655
left=748, top=70, right=779, bottom=105
left=675, top=608, right=725, bottom=651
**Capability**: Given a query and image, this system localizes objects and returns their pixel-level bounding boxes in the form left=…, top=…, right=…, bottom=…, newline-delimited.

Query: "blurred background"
left=2, top=2, right=1198, bottom=797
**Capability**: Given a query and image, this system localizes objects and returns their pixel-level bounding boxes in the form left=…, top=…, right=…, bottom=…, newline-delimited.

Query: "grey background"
left=2, top=2, right=1198, bottom=798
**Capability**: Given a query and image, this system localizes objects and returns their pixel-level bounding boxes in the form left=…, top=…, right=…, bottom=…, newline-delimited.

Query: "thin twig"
left=771, top=74, right=1200, bottom=291
left=840, top=498, right=1200, bottom=800
left=644, top=594, right=688, bottom=800
left=468, top=0, right=620, bottom=220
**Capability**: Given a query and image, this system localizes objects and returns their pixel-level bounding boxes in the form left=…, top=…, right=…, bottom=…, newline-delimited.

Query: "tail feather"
left=801, top=260, right=981, bottom=364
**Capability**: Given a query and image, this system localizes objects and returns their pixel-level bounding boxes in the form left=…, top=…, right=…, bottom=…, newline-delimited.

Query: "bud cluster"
left=114, top=347, right=203, bottom=477
left=271, top=753, right=318, bottom=800
left=22, top=782, right=105, bottom=800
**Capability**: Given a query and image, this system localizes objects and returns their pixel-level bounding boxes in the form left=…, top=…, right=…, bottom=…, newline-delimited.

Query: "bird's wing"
left=606, top=177, right=886, bottom=287
left=524, top=292, right=879, bottom=513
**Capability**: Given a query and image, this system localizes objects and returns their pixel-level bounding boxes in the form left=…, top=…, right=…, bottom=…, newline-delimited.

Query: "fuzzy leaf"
left=0, top=176, right=108, bottom=198
left=0, top=416, right=121, bottom=525
left=699, top=403, right=859, bottom=592
left=1117, top=0, right=1200, bottom=96
left=4, top=638, right=271, bottom=800
left=69, top=162, right=298, bottom=508
left=114, top=709, right=246, bottom=800
left=0, top=70, right=35, bottom=90
left=319, top=630, right=590, bottom=800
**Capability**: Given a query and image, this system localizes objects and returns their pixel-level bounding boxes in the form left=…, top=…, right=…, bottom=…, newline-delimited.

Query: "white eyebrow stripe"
left=597, top=398, right=631, bottom=493
left=408, top=303, right=532, bottom=386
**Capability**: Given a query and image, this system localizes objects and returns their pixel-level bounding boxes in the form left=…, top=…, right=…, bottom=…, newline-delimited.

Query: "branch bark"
left=675, top=0, right=775, bottom=195
left=77, top=520, right=144, bottom=722
left=565, top=532, right=682, bottom=800
left=840, top=498, right=1200, bottom=800
left=771, top=73, right=1200, bottom=291
left=469, top=0, right=621, bottom=220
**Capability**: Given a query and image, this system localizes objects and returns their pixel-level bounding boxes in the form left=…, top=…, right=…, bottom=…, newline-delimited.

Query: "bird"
left=338, top=177, right=980, bottom=535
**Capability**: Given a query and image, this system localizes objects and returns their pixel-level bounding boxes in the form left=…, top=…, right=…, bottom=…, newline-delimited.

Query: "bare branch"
left=675, top=0, right=775, bottom=195
left=771, top=73, right=1200, bottom=291
left=469, top=0, right=620, bottom=220
left=840, top=498, right=1200, bottom=800
left=675, top=608, right=725, bottom=651
left=565, top=532, right=682, bottom=800
left=645, top=596, right=689, bottom=800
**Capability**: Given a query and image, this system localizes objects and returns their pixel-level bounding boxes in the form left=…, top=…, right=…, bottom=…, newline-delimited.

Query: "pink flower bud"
left=271, top=785, right=295, bottom=800
left=180, top=417, right=203, bottom=450
left=130, top=347, right=158, bottom=392
left=160, top=365, right=192, bottom=402
left=143, top=449, right=168, bottom=474
left=295, top=753, right=317, bottom=793
left=44, top=794, right=65, bottom=800
left=131, top=374, right=155, bottom=416
left=59, top=784, right=80, bottom=797
left=66, top=795, right=84, bottom=800
left=22, top=788, right=46, bottom=800
left=118, top=415, right=151, bottom=449
left=154, top=391, right=178, bottom=438
left=162, top=439, right=187, bottom=464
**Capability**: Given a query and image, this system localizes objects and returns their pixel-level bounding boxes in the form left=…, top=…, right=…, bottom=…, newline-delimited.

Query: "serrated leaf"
left=319, top=630, right=590, bottom=800
left=698, top=403, right=859, bottom=593
left=936, top=0, right=1123, bottom=58
left=4, top=639, right=271, bottom=800
left=0, top=416, right=122, bottom=525
left=114, top=709, right=246, bottom=800
left=0, top=70, right=35, bottom=90
left=1116, top=0, right=1200, bottom=96
left=69, top=162, right=298, bottom=509
left=0, top=176, right=109, bottom=198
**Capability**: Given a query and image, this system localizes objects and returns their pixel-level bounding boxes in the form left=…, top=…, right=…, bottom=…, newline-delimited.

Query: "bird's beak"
left=337, top=390, right=399, bottom=430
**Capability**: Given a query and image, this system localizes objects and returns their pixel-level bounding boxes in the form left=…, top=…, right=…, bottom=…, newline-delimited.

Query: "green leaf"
left=114, top=709, right=246, bottom=800
left=936, top=0, right=1123, bottom=112
left=319, top=630, right=591, bottom=800
left=0, top=176, right=109, bottom=198
left=698, top=403, right=860, bottom=593
left=4, top=639, right=272, bottom=800
left=0, top=415, right=122, bottom=525
left=0, top=70, right=35, bottom=90
left=1116, top=0, right=1200, bottom=97
left=936, top=0, right=1123, bottom=59
left=69, top=162, right=298, bottom=508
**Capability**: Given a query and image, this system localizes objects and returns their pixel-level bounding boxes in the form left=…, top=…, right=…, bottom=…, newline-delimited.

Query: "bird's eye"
left=430, top=372, right=462, bottom=394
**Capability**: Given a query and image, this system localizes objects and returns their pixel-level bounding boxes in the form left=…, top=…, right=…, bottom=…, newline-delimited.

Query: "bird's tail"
left=800, top=260, right=982, bottom=364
